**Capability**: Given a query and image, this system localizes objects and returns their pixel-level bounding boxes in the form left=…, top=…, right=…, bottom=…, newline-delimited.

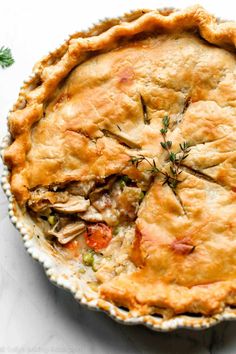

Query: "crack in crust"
left=101, top=129, right=141, bottom=150
left=170, top=188, right=188, bottom=218
left=180, top=164, right=230, bottom=189
left=140, top=94, right=150, bottom=125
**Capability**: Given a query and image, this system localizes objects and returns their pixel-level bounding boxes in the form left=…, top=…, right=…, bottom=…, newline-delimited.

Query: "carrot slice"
left=63, top=239, right=79, bottom=251
left=85, top=223, right=112, bottom=252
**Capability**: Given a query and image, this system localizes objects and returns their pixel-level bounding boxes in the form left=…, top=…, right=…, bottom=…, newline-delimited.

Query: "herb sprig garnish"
left=130, top=116, right=191, bottom=190
left=0, top=46, right=14, bottom=69
left=160, top=116, right=190, bottom=187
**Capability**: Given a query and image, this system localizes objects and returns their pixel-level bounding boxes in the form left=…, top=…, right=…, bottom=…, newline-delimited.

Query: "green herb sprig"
left=130, top=154, right=176, bottom=188
left=0, top=46, right=14, bottom=69
left=160, top=116, right=190, bottom=187
left=130, top=116, right=191, bottom=190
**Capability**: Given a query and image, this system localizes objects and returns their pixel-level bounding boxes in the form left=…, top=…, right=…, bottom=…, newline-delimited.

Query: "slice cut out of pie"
left=4, top=5, right=236, bottom=318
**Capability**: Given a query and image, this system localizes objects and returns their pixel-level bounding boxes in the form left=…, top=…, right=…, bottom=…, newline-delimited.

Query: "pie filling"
left=27, top=174, right=148, bottom=280
left=4, top=6, right=236, bottom=318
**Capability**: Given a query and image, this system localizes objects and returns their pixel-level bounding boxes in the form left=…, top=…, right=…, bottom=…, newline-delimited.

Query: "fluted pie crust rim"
left=2, top=5, right=236, bottom=330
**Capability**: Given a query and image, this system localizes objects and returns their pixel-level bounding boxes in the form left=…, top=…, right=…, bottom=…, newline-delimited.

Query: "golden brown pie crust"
left=4, top=5, right=236, bottom=317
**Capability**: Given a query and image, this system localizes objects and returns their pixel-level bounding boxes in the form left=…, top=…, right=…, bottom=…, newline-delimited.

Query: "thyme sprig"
left=129, top=116, right=191, bottom=190
left=0, top=46, right=14, bottom=68
left=160, top=116, right=190, bottom=185
left=130, top=155, right=160, bottom=174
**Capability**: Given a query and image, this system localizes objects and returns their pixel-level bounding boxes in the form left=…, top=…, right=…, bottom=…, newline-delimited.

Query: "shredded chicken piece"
left=28, top=188, right=69, bottom=213
left=92, top=193, right=112, bottom=211
left=52, top=195, right=90, bottom=214
left=91, top=192, right=119, bottom=226
left=79, top=206, right=104, bottom=222
left=89, top=176, right=117, bottom=202
left=48, top=220, right=86, bottom=244
left=67, top=180, right=95, bottom=197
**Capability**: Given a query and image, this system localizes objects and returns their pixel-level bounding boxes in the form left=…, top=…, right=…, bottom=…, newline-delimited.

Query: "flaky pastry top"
left=4, top=5, right=236, bottom=316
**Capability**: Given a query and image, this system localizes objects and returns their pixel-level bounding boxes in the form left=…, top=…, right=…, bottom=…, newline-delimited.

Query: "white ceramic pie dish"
left=2, top=7, right=236, bottom=331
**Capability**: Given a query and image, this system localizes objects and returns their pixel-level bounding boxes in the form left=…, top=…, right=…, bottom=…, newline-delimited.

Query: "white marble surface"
left=1, top=0, right=236, bottom=353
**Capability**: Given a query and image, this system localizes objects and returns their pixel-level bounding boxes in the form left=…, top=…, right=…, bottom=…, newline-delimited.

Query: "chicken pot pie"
left=3, top=5, right=236, bottom=319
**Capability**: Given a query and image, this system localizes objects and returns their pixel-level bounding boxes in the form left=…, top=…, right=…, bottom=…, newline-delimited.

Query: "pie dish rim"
left=2, top=5, right=236, bottom=330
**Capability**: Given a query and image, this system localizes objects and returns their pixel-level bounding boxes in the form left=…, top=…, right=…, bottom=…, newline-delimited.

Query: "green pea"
left=113, top=226, right=120, bottom=235
left=119, top=180, right=126, bottom=190
left=92, top=263, right=97, bottom=272
left=48, top=215, right=57, bottom=226
left=78, top=268, right=86, bottom=274
left=83, top=252, right=94, bottom=267
left=139, top=191, right=145, bottom=200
